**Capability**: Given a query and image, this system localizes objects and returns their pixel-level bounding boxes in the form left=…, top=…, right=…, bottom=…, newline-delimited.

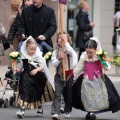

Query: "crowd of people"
left=0, top=0, right=120, bottom=120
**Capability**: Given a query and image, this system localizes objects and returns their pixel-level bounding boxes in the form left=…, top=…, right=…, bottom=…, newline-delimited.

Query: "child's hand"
left=61, top=34, right=68, bottom=44
left=60, top=53, right=65, bottom=59
left=101, top=64, right=106, bottom=69
left=58, top=53, right=65, bottom=61
left=30, top=69, right=38, bottom=76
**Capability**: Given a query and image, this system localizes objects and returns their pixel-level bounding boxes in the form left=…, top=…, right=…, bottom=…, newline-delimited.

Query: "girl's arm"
left=73, top=58, right=84, bottom=81
left=35, top=66, right=44, bottom=72
left=30, top=66, right=44, bottom=76
left=65, top=42, right=75, bottom=55
left=30, top=56, right=44, bottom=76
left=65, top=43, right=78, bottom=68
left=51, top=50, right=61, bottom=67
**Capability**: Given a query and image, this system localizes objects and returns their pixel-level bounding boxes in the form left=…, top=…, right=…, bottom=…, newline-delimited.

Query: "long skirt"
left=16, top=71, right=54, bottom=109
left=72, top=74, right=120, bottom=113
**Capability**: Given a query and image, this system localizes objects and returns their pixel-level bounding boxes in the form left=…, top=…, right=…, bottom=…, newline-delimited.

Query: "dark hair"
left=85, top=40, right=97, bottom=50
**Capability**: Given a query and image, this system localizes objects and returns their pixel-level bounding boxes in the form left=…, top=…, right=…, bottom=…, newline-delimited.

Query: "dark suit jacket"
left=18, top=4, right=57, bottom=47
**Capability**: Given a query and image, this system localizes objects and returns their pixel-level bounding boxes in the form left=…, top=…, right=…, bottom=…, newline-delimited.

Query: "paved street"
left=0, top=64, right=120, bottom=120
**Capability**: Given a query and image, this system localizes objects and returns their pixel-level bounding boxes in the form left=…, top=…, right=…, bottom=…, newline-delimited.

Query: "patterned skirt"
left=72, top=74, right=120, bottom=113
left=16, top=70, right=54, bottom=109
left=16, top=80, right=54, bottom=109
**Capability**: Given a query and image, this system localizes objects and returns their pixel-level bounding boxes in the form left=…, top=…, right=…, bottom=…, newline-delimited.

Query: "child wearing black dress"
left=15, top=36, right=54, bottom=118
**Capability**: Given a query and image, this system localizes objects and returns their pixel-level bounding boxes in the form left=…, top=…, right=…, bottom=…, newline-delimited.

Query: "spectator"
left=113, top=10, right=120, bottom=55
left=0, top=22, right=10, bottom=56
left=114, top=10, right=120, bottom=30
left=7, top=0, right=33, bottom=50
left=18, top=0, right=57, bottom=57
left=75, top=0, right=95, bottom=60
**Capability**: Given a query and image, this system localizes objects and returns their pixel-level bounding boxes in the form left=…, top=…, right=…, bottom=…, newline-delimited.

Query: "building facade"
left=0, top=0, right=115, bottom=64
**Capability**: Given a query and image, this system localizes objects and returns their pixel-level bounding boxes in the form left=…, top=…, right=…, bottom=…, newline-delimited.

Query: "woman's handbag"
left=1, top=36, right=10, bottom=50
left=83, top=30, right=93, bottom=41
left=0, top=23, right=5, bottom=36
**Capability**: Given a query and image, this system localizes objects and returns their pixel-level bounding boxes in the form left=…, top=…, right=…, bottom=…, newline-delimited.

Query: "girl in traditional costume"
left=72, top=37, right=120, bottom=120
left=15, top=36, right=54, bottom=118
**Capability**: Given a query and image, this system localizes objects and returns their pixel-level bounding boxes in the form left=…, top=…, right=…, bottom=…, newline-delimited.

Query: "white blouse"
left=51, top=43, right=78, bottom=69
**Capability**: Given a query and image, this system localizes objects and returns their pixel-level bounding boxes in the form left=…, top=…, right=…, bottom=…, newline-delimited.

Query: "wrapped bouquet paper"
left=9, top=51, right=21, bottom=84
left=96, top=49, right=120, bottom=66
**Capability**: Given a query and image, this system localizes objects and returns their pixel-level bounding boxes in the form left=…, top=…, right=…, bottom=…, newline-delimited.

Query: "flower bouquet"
left=9, top=51, right=21, bottom=85
left=44, top=51, right=52, bottom=60
left=96, top=50, right=109, bottom=68
left=96, top=50, right=120, bottom=66
left=96, top=50, right=111, bottom=80
left=110, top=56, right=120, bottom=66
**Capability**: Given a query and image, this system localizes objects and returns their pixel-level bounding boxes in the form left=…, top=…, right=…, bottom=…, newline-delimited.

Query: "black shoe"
left=86, top=112, right=90, bottom=119
left=90, top=113, right=96, bottom=120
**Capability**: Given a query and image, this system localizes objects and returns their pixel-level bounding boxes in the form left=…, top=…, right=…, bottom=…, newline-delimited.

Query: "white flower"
left=104, top=51, right=107, bottom=56
left=96, top=50, right=102, bottom=55
left=9, top=52, right=20, bottom=58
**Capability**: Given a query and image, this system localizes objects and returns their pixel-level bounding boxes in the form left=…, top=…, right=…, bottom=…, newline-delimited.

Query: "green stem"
left=13, top=73, right=16, bottom=85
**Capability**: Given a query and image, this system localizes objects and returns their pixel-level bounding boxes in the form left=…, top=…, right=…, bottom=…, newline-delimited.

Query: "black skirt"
left=72, top=74, right=120, bottom=113
left=18, top=59, right=47, bottom=103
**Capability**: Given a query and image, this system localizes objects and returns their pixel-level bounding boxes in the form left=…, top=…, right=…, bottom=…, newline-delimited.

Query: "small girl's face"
left=24, top=0, right=33, bottom=6
left=86, top=48, right=97, bottom=59
left=26, top=43, right=37, bottom=56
